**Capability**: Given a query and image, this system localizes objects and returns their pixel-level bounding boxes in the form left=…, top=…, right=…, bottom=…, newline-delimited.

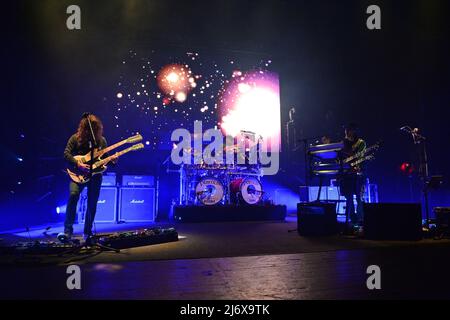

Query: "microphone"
left=82, top=112, right=91, bottom=118
left=400, top=126, right=426, bottom=142
left=400, top=126, right=411, bottom=132
left=289, top=108, right=296, bottom=121
left=412, top=128, right=426, bottom=140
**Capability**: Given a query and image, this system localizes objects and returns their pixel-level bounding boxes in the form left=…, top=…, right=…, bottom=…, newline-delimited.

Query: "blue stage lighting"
left=56, top=205, right=67, bottom=215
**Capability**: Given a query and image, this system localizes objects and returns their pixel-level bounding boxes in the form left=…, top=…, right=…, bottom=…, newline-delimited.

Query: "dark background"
left=1, top=0, right=449, bottom=230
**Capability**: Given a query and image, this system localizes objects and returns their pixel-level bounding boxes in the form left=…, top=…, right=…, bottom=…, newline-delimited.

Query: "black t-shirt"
left=343, top=137, right=366, bottom=156
left=64, top=134, right=108, bottom=166
left=342, top=137, right=367, bottom=174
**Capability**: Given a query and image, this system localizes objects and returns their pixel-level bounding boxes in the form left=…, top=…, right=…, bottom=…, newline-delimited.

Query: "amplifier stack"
left=77, top=173, right=157, bottom=224
left=119, top=175, right=156, bottom=222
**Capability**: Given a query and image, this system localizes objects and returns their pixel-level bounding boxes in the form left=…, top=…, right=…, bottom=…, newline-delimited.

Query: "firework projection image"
left=110, top=49, right=280, bottom=153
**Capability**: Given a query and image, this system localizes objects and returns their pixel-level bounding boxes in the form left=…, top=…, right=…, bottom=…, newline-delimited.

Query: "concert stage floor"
left=173, top=204, right=287, bottom=222
left=1, top=244, right=450, bottom=299
left=2, top=216, right=448, bottom=264
left=1, top=217, right=450, bottom=299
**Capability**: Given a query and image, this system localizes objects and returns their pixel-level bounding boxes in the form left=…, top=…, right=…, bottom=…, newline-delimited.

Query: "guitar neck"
left=96, top=139, right=128, bottom=158
left=93, top=146, right=134, bottom=169
left=350, top=154, right=375, bottom=167
left=344, top=144, right=378, bottom=163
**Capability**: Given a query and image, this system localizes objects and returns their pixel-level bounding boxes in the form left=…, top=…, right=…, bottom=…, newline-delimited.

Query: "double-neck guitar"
left=66, top=134, right=144, bottom=184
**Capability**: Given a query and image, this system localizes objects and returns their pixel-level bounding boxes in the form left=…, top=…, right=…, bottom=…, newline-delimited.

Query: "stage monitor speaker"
left=363, top=203, right=422, bottom=240
left=77, top=187, right=118, bottom=223
left=119, top=187, right=156, bottom=222
left=297, top=202, right=337, bottom=236
left=434, top=207, right=450, bottom=237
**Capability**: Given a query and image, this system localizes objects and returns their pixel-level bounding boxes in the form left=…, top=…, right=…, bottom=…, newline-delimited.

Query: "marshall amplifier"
left=77, top=187, right=118, bottom=223
left=102, top=173, right=117, bottom=187
left=119, top=187, right=156, bottom=222
left=121, top=175, right=155, bottom=187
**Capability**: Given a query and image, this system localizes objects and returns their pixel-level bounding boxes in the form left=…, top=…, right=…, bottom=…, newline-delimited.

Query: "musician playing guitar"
left=340, top=123, right=366, bottom=228
left=62, top=114, right=118, bottom=240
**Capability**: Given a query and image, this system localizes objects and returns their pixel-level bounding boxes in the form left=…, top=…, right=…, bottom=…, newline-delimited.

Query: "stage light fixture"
left=400, top=162, right=414, bottom=175
left=56, top=205, right=67, bottom=215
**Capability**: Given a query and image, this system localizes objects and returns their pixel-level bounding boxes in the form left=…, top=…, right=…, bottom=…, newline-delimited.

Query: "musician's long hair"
left=76, top=114, right=103, bottom=146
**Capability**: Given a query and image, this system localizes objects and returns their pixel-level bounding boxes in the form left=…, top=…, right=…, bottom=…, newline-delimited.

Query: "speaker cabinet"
left=363, top=203, right=422, bottom=240
left=121, top=175, right=155, bottom=187
left=297, top=202, right=337, bottom=236
left=119, top=187, right=156, bottom=222
left=101, top=173, right=117, bottom=186
left=78, top=187, right=118, bottom=223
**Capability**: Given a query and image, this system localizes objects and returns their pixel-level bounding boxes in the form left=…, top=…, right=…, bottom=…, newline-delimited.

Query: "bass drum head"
left=195, top=177, right=224, bottom=205
left=240, top=176, right=263, bottom=205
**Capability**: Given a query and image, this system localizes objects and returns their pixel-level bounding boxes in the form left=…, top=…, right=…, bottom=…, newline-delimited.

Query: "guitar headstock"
left=131, top=143, right=145, bottom=151
left=374, top=140, right=383, bottom=149
left=366, top=141, right=381, bottom=153
left=127, top=134, right=143, bottom=144
left=371, top=144, right=379, bottom=152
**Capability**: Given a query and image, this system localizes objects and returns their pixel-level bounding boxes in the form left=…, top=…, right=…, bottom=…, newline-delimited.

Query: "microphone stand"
left=85, top=113, right=97, bottom=240
left=85, top=114, right=97, bottom=179
left=416, top=134, right=431, bottom=229
left=287, top=135, right=323, bottom=233
left=401, top=126, right=430, bottom=228
left=83, top=114, right=117, bottom=252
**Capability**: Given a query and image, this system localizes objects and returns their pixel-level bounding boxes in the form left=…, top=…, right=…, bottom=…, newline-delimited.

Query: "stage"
left=3, top=246, right=450, bottom=300
left=2, top=215, right=447, bottom=265
left=1, top=216, right=450, bottom=299
left=173, top=204, right=287, bottom=223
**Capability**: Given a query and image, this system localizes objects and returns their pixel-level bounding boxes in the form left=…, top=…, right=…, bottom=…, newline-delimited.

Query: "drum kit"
left=179, top=143, right=264, bottom=206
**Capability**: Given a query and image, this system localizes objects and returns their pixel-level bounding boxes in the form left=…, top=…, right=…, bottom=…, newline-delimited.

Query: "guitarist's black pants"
left=340, top=173, right=364, bottom=224
left=65, top=174, right=103, bottom=236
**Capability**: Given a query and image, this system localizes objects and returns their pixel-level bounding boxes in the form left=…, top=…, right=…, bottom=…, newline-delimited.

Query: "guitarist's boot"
left=83, top=233, right=95, bottom=247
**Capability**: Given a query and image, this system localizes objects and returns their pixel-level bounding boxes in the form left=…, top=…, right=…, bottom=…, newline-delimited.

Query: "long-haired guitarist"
left=62, top=114, right=117, bottom=240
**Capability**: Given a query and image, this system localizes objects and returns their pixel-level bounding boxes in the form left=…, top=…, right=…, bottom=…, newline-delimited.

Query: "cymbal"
left=224, top=145, right=239, bottom=151
left=183, top=147, right=202, bottom=155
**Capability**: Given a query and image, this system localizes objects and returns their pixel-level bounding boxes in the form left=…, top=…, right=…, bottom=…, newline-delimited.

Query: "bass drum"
left=229, top=176, right=263, bottom=205
left=195, top=177, right=225, bottom=205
